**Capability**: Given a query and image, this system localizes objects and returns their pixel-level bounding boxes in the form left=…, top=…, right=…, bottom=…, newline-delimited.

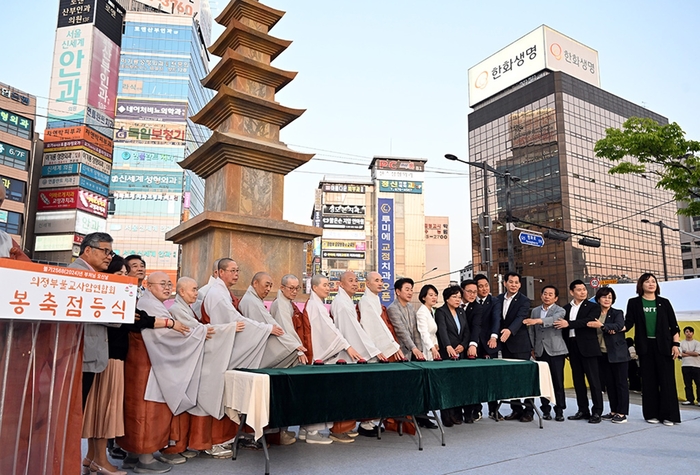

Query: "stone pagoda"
left=166, top=0, right=321, bottom=286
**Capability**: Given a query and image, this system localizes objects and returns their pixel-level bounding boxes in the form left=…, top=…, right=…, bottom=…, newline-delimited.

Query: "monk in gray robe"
left=192, top=259, right=221, bottom=320
left=238, top=272, right=301, bottom=369
left=270, top=274, right=311, bottom=363
left=358, top=272, right=404, bottom=361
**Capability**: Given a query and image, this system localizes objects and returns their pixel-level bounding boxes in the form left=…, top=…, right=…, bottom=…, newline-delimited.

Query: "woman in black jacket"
left=588, top=287, right=628, bottom=423
left=624, top=273, right=681, bottom=425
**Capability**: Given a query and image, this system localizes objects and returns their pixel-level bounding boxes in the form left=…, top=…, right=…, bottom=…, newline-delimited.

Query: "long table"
left=224, top=358, right=553, bottom=440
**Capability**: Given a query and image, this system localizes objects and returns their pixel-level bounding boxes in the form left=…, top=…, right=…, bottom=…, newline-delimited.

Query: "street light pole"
left=482, top=166, right=492, bottom=280
left=504, top=170, right=515, bottom=272
left=641, top=218, right=677, bottom=282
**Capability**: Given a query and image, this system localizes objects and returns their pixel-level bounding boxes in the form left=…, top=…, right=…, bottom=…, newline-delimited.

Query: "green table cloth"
left=243, top=359, right=541, bottom=428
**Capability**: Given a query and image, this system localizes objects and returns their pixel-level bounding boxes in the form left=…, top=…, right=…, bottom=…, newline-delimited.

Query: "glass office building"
left=468, top=70, right=682, bottom=300
left=108, top=9, right=213, bottom=281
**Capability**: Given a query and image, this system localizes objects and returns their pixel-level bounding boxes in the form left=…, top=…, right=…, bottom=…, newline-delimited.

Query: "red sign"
left=589, top=278, right=600, bottom=288
left=37, top=188, right=108, bottom=218
left=88, top=29, right=120, bottom=120
left=375, top=159, right=425, bottom=172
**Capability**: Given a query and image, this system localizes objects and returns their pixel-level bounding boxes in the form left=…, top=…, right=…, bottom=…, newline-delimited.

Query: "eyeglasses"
left=282, top=285, right=301, bottom=292
left=223, top=268, right=240, bottom=273
left=465, top=289, right=478, bottom=294
left=154, top=281, right=173, bottom=288
left=90, top=245, right=115, bottom=257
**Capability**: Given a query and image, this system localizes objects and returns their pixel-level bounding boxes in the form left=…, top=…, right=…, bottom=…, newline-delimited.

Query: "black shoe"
left=464, top=416, right=475, bottom=423
left=567, top=411, right=591, bottom=421
left=520, top=414, right=534, bottom=423
left=451, top=415, right=463, bottom=425
left=417, top=418, right=437, bottom=429
left=542, top=413, right=552, bottom=421
left=357, top=426, right=380, bottom=437
left=601, top=413, right=614, bottom=420
left=107, top=440, right=126, bottom=460
left=441, top=417, right=453, bottom=428
left=555, top=414, right=565, bottom=422
left=504, top=412, right=522, bottom=421
left=588, top=414, right=602, bottom=424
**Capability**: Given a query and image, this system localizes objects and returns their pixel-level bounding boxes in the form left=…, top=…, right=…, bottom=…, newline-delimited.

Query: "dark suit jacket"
left=625, top=296, right=680, bottom=358
left=495, top=292, right=532, bottom=354
left=477, top=295, right=498, bottom=357
left=435, top=305, right=470, bottom=360
left=464, top=301, right=482, bottom=351
left=601, top=307, right=627, bottom=363
left=562, top=300, right=602, bottom=358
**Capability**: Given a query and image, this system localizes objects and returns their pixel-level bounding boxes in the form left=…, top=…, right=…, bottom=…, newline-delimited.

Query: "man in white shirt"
left=681, top=326, right=700, bottom=405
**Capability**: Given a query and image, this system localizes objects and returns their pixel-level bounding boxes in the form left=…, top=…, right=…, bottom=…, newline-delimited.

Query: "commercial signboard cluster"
left=38, top=0, right=125, bottom=255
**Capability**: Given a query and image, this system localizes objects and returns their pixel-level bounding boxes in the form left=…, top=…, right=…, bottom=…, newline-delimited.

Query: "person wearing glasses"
left=271, top=274, right=312, bottom=364
left=68, top=232, right=118, bottom=410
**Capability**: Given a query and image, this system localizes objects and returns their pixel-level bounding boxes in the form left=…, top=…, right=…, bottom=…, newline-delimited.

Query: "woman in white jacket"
left=416, top=284, right=441, bottom=361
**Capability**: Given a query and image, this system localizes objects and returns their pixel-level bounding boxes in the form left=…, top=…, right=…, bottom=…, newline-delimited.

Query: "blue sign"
left=80, top=176, right=109, bottom=197
left=519, top=231, right=544, bottom=247
left=377, top=198, right=395, bottom=305
left=81, top=164, right=110, bottom=185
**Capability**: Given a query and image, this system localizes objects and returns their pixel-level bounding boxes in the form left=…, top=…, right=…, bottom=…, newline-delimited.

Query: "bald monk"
left=159, top=277, right=245, bottom=460
left=239, top=272, right=300, bottom=369
left=192, top=259, right=221, bottom=320
left=270, top=274, right=310, bottom=364
left=358, top=272, right=404, bottom=362
left=332, top=271, right=384, bottom=362
left=119, top=272, right=192, bottom=473
left=300, top=274, right=362, bottom=445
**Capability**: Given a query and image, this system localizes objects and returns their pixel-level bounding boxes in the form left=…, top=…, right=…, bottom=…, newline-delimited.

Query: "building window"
left=0, top=141, right=29, bottom=171
left=682, top=244, right=692, bottom=253
left=683, top=259, right=693, bottom=270
left=696, top=258, right=700, bottom=269
left=693, top=217, right=700, bottom=232
left=0, top=210, right=22, bottom=235
left=0, top=108, right=32, bottom=140
left=1, top=176, right=26, bottom=202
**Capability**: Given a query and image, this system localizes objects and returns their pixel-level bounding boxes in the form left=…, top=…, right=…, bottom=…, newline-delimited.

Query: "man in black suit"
left=495, top=271, right=534, bottom=422
left=554, top=279, right=603, bottom=423
left=459, top=280, right=483, bottom=422
left=474, top=274, right=502, bottom=420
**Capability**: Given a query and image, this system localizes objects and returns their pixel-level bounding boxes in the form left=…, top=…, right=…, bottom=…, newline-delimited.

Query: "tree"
left=594, top=117, right=700, bottom=216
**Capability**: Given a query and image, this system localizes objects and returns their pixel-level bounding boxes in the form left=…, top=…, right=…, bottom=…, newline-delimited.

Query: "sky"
left=2, top=0, right=700, bottom=273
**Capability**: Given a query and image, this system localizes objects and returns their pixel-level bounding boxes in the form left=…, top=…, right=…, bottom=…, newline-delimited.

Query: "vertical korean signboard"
left=377, top=198, right=395, bottom=305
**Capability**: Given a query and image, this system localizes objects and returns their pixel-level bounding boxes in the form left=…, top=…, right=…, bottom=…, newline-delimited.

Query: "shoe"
left=555, top=414, right=565, bottom=422
left=542, top=413, right=552, bottom=421
left=204, top=444, right=233, bottom=458
left=681, top=401, right=693, bottom=405
left=568, top=411, right=591, bottom=421
left=451, top=415, right=463, bottom=425
left=612, top=414, right=627, bottom=424
left=416, top=418, right=437, bottom=429
left=121, top=456, right=139, bottom=470
left=696, top=402, right=700, bottom=406
left=357, top=425, right=380, bottom=437
left=329, top=432, right=355, bottom=443
left=346, top=429, right=359, bottom=438
left=90, top=462, right=127, bottom=475
left=588, top=414, right=602, bottom=424
left=662, top=420, right=676, bottom=426
left=298, top=428, right=307, bottom=440
left=646, top=418, right=660, bottom=424
left=305, top=431, right=333, bottom=445
left=237, top=439, right=266, bottom=450
left=464, top=416, right=474, bottom=424
left=156, top=453, right=186, bottom=465
left=133, top=460, right=172, bottom=474
left=520, top=414, right=534, bottom=423
left=441, top=417, right=453, bottom=428
left=473, top=411, right=482, bottom=422
left=180, top=450, right=198, bottom=459
left=280, top=431, right=297, bottom=445
left=108, top=446, right=127, bottom=460
left=601, top=413, right=614, bottom=420
left=504, top=412, right=522, bottom=421
left=489, top=411, right=504, bottom=421
left=82, top=458, right=92, bottom=475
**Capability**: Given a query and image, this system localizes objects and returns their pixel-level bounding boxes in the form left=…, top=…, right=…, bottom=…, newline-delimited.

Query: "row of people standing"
left=405, top=271, right=683, bottom=427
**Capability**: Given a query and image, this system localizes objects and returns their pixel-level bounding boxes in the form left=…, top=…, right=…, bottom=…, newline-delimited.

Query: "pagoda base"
left=166, top=210, right=320, bottom=289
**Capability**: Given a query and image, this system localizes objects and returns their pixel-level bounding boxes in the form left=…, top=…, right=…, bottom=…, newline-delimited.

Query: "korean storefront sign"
left=377, top=198, right=395, bottom=305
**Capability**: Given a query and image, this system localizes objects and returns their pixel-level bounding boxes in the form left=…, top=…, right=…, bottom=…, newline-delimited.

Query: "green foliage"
left=594, top=117, right=700, bottom=216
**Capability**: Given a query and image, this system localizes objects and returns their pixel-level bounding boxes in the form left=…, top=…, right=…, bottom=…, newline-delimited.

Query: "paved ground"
left=93, top=391, right=700, bottom=475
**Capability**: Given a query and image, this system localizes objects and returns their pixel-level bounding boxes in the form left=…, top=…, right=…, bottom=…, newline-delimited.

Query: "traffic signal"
left=544, top=229, right=570, bottom=241
left=578, top=238, right=601, bottom=248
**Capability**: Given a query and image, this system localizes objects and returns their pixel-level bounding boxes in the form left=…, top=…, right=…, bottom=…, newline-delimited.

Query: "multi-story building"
left=312, top=156, right=445, bottom=304
left=467, top=25, right=682, bottom=302
left=0, top=83, right=38, bottom=251
left=108, top=2, right=213, bottom=283
left=678, top=213, right=700, bottom=279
